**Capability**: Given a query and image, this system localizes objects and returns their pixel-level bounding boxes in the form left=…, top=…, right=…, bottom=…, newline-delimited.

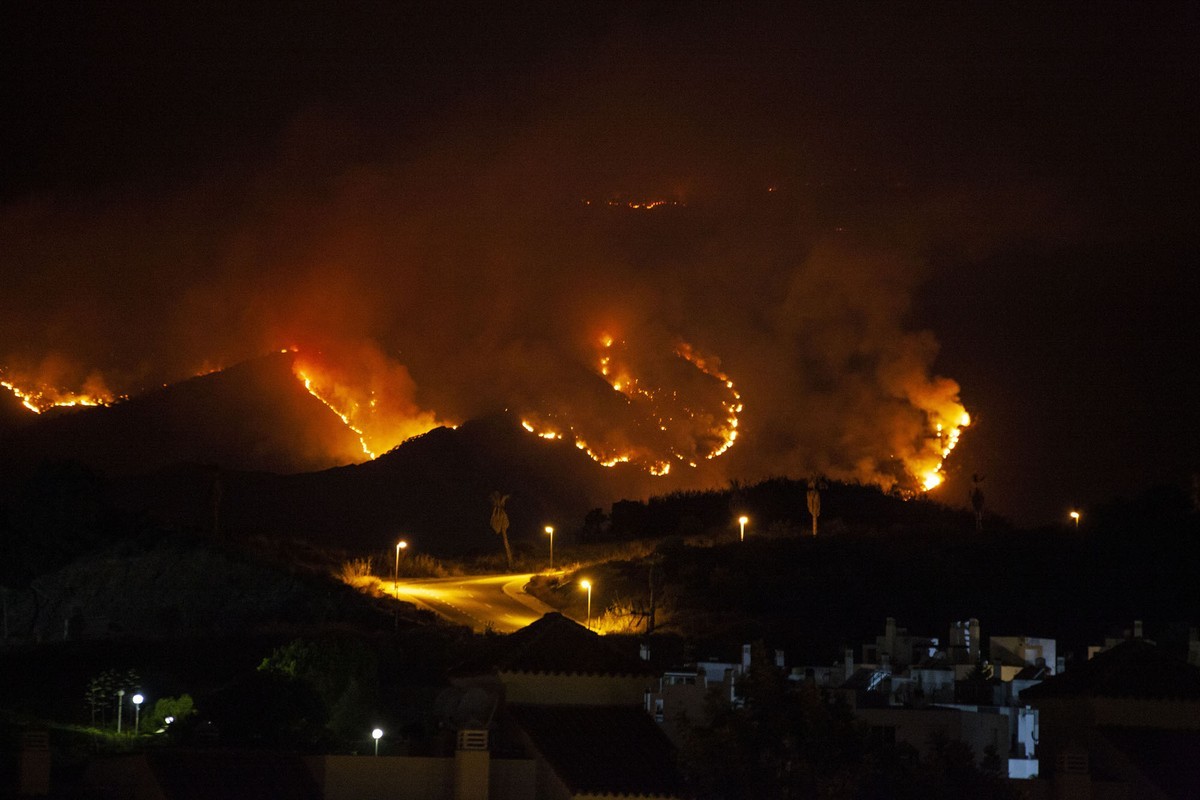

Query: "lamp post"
left=132, top=693, right=144, bottom=734
left=1069, top=510, right=1080, bottom=530
left=394, top=540, right=407, bottom=596
left=116, top=689, right=125, bottom=733
left=738, top=515, right=748, bottom=542
left=372, top=727, right=383, bottom=756
left=544, top=526, right=554, bottom=570
left=580, top=579, right=592, bottom=630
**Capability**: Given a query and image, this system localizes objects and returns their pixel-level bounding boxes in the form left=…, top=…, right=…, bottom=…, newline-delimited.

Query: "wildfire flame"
left=917, top=411, right=971, bottom=492
left=289, top=348, right=449, bottom=461
left=295, top=368, right=377, bottom=458
left=1, top=375, right=116, bottom=414
left=581, top=198, right=685, bottom=210
left=520, top=333, right=742, bottom=475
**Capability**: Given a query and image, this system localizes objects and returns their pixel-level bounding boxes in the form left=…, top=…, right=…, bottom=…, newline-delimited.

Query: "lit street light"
left=1069, top=510, right=1081, bottom=529
left=132, top=693, right=144, bottom=734
left=394, top=540, right=408, bottom=596
left=738, top=515, right=748, bottom=542
left=372, top=727, right=383, bottom=756
left=580, top=579, right=592, bottom=630
left=544, top=526, right=555, bottom=570
left=116, top=689, right=125, bottom=733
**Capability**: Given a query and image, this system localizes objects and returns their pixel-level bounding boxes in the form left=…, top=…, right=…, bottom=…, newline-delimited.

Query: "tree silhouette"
left=807, top=477, right=825, bottom=537
left=489, top=491, right=513, bottom=570
left=970, top=474, right=986, bottom=533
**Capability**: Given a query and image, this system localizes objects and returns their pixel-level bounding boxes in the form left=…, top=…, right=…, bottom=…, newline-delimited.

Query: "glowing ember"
left=581, top=198, right=685, bottom=210
left=1, top=375, right=116, bottom=414
left=519, top=333, right=743, bottom=475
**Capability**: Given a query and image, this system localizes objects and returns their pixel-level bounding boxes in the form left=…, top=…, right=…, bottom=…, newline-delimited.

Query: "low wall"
left=319, top=754, right=535, bottom=800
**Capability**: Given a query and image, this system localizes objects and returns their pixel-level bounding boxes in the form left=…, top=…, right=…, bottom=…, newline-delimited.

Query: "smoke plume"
left=1, top=11, right=1055, bottom=496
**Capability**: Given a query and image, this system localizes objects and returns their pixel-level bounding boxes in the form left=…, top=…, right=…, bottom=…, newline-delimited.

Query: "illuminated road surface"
left=390, top=573, right=558, bottom=633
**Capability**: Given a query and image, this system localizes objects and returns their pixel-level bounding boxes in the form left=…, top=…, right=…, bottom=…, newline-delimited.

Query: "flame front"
left=1, top=374, right=116, bottom=414
left=290, top=349, right=449, bottom=461
left=295, top=368, right=377, bottom=458
left=520, top=333, right=743, bottom=475
left=916, top=411, right=971, bottom=493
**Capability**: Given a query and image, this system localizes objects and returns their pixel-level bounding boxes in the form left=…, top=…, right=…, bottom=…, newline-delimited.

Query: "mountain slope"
left=121, top=414, right=646, bottom=557
left=0, top=353, right=366, bottom=478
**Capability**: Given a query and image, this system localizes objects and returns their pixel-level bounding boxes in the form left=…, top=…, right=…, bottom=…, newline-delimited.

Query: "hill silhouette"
left=0, top=387, right=30, bottom=436
left=117, top=413, right=646, bottom=557
left=0, top=353, right=367, bottom=479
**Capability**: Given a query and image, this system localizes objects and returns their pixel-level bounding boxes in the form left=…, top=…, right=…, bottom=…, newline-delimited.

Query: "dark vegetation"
left=538, top=478, right=1200, bottom=665
left=1, top=405, right=1197, bottom=797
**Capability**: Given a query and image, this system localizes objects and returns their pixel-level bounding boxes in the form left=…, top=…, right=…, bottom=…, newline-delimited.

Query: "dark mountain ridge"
left=0, top=352, right=365, bottom=480
left=121, top=413, right=647, bottom=556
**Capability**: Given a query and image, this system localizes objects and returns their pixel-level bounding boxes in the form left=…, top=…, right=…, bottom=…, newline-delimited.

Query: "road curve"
left=389, top=573, right=559, bottom=633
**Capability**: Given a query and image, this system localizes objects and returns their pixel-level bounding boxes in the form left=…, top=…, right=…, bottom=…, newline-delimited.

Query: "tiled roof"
left=453, top=612, right=656, bottom=678
left=147, top=750, right=321, bottom=800
left=1022, top=640, right=1200, bottom=701
left=509, top=704, right=686, bottom=798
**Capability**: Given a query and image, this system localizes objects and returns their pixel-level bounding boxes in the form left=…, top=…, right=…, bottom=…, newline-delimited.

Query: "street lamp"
left=116, top=689, right=125, bottom=733
left=1069, top=510, right=1081, bottom=529
left=372, top=727, right=383, bottom=756
left=132, top=693, right=144, bottom=734
left=394, top=540, right=408, bottom=596
left=738, top=515, right=748, bottom=542
left=580, top=579, right=592, bottom=630
left=544, top=526, right=554, bottom=570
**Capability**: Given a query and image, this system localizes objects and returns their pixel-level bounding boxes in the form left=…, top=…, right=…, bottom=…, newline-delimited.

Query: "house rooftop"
left=1023, top=639, right=1200, bottom=701
left=509, top=704, right=685, bottom=798
left=1097, top=727, right=1200, bottom=799
left=452, top=612, right=656, bottom=678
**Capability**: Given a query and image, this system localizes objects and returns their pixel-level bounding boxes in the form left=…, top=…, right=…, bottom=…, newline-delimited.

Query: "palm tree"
left=489, top=491, right=513, bottom=570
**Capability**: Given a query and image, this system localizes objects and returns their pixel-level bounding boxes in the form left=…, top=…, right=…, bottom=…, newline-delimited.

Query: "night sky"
left=2, top=3, right=1197, bottom=525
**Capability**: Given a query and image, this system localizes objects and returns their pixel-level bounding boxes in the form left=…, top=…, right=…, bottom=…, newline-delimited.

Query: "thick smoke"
left=0, top=11, right=1052, bottom=495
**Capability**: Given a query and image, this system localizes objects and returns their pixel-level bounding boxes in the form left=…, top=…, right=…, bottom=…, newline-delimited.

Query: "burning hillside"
left=0, top=45, right=978, bottom=497
left=1, top=330, right=967, bottom=495
left=0, top=353, right=371, bottom=476
left=519, top=333, right=742, bottom=477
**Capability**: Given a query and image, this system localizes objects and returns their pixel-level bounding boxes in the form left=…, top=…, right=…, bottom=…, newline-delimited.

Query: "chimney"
left=454, top=729, right=490, bottom=800
left=844, top=648, right=855, bottom=682
left=775, top=649, right=785, bottom=669
left=742, top=644, right=752, bottom=670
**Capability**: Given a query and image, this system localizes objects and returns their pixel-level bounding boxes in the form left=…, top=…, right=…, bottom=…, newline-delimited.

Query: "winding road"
left=389, top=573, right=559, bottom=633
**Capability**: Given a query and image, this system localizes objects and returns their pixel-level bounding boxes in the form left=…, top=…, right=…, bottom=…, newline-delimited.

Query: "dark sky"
left=2, top=2, right=1197, bottom=525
